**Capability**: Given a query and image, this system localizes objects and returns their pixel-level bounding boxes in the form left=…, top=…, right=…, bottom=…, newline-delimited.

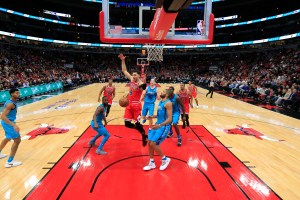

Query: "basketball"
left=119, top=96, right=129, bottom=107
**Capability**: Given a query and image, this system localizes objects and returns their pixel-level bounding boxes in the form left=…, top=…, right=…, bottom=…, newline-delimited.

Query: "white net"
left=145, top=44, right=164, bottom=62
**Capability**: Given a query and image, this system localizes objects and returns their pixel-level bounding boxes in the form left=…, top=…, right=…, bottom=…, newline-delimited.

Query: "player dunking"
left=98, top=78, right=116, bottom=117
left=140, top=79, right=158, bottom=127
left=168, top=86, right=185, bottom=146
left=178, top=83, right=192, bottom=129
left=0, top=89, right=22, bottom=168
left=188, top=81, right=199, bottom=107
left=118, top=53, right=148, bottom=146
left=143, top=89, right=172, bottom=171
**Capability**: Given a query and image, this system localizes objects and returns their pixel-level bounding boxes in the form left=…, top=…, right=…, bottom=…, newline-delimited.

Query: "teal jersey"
left=3, top=100, right=17, bottom=122
left=169, top=94, right=180, bottom=113
left=92, top=104, right=106, bottom=126
left=156, top=99, right=171, bottom=124
left=144, top=86, right=157, bottom=103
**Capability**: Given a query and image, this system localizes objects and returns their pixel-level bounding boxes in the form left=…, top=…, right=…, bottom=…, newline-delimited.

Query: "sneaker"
left=5, top=160, right=22, bottom=168
left=160, top=157, right=171, bottom=171
left=186, top=121, right=190, bottom=127
left=177, top=138, right=182, bottom=146
left=137, top=115, right=141, bottom=123
left=142, top=119, right=147, bottom=124
left=182, top=124, right=186, bottom=129
left=0, top=154, right=7, bottom=159
left=167, top=130, right=173, bottom=138
left=142, top=134, right=148, bottom=147
left=143, top=161, right=156, bottom=171
left=96, top=149, right=107, bottom=155
left=88, top=141, right=96, bottom=147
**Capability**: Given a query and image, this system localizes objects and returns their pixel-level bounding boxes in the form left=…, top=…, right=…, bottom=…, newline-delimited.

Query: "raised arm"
left=118, top=53, right=132, bottom=81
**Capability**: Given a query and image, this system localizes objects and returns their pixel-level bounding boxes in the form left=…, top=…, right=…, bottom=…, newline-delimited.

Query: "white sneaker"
left=143, top=161, right=156, bottom=171
left=160, top=157, right=171, bottom=171
left=0, top=154, right=7, bottom=159
left=5, top=160, right=22, bottom=168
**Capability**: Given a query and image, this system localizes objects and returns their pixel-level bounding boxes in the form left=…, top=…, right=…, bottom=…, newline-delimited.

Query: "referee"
left=206, top=78, right=215, bottom=98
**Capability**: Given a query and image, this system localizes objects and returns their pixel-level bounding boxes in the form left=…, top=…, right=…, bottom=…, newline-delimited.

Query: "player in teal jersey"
left=0, top=88, right=22, bottom=168
left=143, top=89, right=172, bottom=171
left=168, top=86, right=186, bottom=146
left=89, top=96, right=111, bottom=155
left=140, top=79, right=159, bottom=127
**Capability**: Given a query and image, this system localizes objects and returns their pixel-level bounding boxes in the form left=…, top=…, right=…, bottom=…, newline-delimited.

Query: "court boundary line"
left=188, top=126, right=250, bottom=199
left=190, top=111, right=300, bottom=131
left=201, top=87, right=300, bottom=120
left=200, top=125, right=283, bottom=199
left=89, top=154, right=216, bottom=193
left=23, top=125, right=91, bottom=199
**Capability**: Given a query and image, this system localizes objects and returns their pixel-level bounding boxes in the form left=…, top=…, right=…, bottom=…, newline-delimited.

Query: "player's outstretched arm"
left=118, top=53, right=132, bottom=81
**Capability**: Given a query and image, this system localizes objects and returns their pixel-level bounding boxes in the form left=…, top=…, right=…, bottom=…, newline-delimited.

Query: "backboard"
left=137, top=58, right=150, bottom=66
left=99, top=0, right=214, bottom=45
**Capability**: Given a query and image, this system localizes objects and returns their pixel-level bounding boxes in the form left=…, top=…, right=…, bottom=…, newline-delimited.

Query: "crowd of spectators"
left=0, top=43, right=299, bottom=111
left=197, top=49, right=300, bottom=111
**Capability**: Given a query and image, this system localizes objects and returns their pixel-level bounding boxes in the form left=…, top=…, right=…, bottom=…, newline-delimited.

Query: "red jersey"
left=104, top=85, right=115, bottom=104
left=188, top=84, right=196, bottom=93
left=128, top=81, right=143, bottom=103
left=178, top=89, right=190, bottom=113
left=188, top=84, right=197, bottom=98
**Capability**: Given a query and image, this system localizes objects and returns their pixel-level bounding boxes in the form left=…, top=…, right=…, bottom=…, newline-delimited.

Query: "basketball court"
left=0, top=83, right=299, bottom=199
left=0, top=0, right=299, bottom=199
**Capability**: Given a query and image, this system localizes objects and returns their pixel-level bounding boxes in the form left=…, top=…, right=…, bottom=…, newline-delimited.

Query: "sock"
left=8, top=156, right=14, bottom=162
left=162, top=156, right=166, bottom=160
left=150, top=158, right=154, bottom=162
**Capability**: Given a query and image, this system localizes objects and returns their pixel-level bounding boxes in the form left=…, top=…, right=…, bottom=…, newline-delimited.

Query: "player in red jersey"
left=98, top=78, right=116, bottom=117
left=178, top=83, right=192, bottom=128
left=188, top=81, right=199, bottom=107
left=118, top=53, right=148, bottom=146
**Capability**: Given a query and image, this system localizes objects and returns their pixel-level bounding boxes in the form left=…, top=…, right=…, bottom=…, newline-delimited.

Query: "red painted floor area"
left=25, top=125, right=281, bottom=200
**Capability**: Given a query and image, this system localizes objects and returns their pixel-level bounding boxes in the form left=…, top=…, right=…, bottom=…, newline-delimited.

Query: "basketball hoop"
left=146, top=44, right=164, bottom=62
